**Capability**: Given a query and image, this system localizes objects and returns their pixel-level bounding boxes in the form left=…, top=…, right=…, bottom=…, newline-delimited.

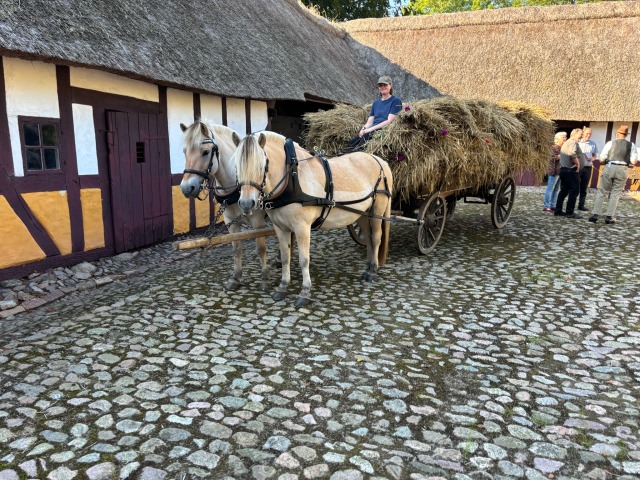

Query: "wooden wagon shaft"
left=173, top=227, right=276, bottom=250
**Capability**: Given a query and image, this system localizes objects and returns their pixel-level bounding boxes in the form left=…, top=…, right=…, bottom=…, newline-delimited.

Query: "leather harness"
left=262, top=139, right=391, bottom=230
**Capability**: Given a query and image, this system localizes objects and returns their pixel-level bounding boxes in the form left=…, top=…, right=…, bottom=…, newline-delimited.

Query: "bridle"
left=237, top=147, right=271, bottom=208
left=182, top=133, right=220, bottom=201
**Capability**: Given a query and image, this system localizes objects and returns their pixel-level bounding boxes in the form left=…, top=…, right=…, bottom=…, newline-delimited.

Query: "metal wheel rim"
left=491, top=177, right=516, bottom=228
left=415, top=193, right=447, bottom=255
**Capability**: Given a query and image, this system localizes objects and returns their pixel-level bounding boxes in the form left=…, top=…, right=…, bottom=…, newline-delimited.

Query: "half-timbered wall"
left=0, top=56, right=268, bottom=279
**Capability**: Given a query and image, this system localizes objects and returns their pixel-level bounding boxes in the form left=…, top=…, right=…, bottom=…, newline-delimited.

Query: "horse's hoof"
left=272, top=291, right=287, bottom=301
left=294, top=296, right=313, bottom=308
left=260, top=281, right=271, bottom=292
left=361, top=272, right=375, bottom=282
left=225, top=279, right=241, bottom=291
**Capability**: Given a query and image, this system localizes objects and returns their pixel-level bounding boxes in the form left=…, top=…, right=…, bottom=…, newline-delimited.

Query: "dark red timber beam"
left=158, top=86, right=173, bottom=234
left=221, top=97, right=227, bottom=127
left=605, top=122, right=614, bottom=142
left=0, top=57, right=59, bottom=257
left=56, top=65, right=84, bottom=252
left=190, top=93, right=201, bottom=231
left=245, top=99, right=252, bottom=135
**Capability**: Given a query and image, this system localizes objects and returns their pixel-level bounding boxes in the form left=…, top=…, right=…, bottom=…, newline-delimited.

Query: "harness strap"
left=214, top=188, right=240, bottom=206
left=263, top=142, right=392, bottom=229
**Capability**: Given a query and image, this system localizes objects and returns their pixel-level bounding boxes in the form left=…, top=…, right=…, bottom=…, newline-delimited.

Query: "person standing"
left=588, top=125, right=639, bottom=224
left=543, top=131, right=567, bottom=212
left=555, top=128, right=583, bottom=218
left=347, top=76, right=402, bottom=151
left=577, top=127, right=598, bottom=211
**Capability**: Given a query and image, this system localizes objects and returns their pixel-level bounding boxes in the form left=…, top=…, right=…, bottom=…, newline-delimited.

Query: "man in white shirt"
left=588, top=125, right=639, bottom=224
left=577, top=127, right=598, bottom=211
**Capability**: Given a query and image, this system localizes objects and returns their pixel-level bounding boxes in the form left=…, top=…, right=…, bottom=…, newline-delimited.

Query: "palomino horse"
left=180, top=121, right=270, bottom=291
left=234, top=131, right=393, bottom=307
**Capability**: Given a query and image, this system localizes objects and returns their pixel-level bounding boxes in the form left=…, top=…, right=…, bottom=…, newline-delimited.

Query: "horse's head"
left=180, top=121, right=235, bottom=198
left=235, top=132, right=268, bottom=215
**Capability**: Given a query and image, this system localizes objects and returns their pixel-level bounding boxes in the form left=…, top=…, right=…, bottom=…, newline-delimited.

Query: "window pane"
left=26, top=148, right=42, bottom=170
left=23, top=123, right=40, bottom=146
left=44, top=148, right=59, bottom=170
left=42, top=124, right=58, bottom=146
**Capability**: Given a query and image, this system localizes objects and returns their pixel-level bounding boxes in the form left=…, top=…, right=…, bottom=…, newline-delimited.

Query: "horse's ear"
left=199, top=122, right=209, bottom=137
left=258, top=133, right=266, bottom=148
left=232, top=132, right=241, bottom=147
left=180, top=123, right=187, bottom=132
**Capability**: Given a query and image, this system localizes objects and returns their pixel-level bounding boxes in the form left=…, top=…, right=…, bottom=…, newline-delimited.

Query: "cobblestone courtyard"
left=1, top=189, right=639, bottom=480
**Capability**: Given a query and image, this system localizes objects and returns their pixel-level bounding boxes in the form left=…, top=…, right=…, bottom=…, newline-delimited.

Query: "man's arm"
left=366, top=113, right=398, bottom=133
left=600, top=141, right=611, bottom=161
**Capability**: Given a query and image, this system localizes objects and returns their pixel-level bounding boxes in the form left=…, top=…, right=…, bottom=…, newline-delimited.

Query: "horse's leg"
left=274, top=233, right=294, bottom=268
left=363, top=215, right=382, bottom=282
left=225, top=221, right=243, bottom=290
left=249, top=213, right=270, bottom=292
left=294, top=228, right=313, bottom=308
left=272, top=228, right=292, bottom=301
left=357, top=216, right=375, bottom=282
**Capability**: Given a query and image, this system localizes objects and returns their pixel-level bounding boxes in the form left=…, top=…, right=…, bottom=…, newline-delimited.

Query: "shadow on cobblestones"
left=0, top=189, right=639, bottom=479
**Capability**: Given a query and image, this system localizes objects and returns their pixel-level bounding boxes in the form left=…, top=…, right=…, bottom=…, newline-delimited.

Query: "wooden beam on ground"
left=173, top=227, right=276, bottom=251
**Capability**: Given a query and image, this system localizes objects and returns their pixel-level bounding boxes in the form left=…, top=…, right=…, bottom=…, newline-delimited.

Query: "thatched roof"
left=343, top=1, right=640, bottom=120
left=0, top=0, right=438, bottom=104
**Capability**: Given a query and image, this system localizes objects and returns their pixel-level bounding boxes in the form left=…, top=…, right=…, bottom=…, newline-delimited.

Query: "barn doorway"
left=106, top=111, right=172, bottom=253
left=270, top=98, right=334, bottom=146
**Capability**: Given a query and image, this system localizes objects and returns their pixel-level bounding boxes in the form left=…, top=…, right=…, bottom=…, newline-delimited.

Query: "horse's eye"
left=202, top=150, right=210, bottom=157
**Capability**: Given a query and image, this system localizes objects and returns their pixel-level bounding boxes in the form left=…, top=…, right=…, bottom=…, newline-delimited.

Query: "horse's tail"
left=378, top=195, right=391, bottom=266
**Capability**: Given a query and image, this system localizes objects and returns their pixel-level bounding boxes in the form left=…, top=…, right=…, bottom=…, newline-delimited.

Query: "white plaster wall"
left=250, top=100, right=268, bottom=133
left=588, top=122, right=607, bottom=157
left=200, top=95, right=223, bottom=125
left=3, top=58, right=59, bottom=177
left=72, top=104, right=99, bottom=175
left=70, top=67, right=159, bottom=102
left=226, top=98, right=247, bottom=136
left=166, top=88, right=194, bottom=174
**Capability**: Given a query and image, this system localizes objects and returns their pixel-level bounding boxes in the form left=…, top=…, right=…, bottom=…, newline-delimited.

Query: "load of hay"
left=303, top=97, right=554, bottom=200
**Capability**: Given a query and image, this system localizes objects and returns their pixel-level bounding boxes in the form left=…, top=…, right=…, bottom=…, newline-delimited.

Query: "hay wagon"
left=304, top=97, right=553, bottom=255
left=346, top=170, right=516, bottom=254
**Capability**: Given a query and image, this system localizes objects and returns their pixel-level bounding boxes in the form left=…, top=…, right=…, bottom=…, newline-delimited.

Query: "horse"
left=233, top=131, right=393, bottom=307
left=180, top=121, right=270, bottom=291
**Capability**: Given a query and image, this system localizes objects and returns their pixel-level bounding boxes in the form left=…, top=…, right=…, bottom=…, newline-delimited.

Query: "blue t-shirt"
left=369, top=95, right=402, bottom=126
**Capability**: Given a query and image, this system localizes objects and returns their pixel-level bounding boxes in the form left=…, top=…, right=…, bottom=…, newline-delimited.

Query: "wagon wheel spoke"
left=414, top=193, right=447, bottom=255
left=491, top=177, right=516, bottom=229
left=347, top=222, right=367, bottom=247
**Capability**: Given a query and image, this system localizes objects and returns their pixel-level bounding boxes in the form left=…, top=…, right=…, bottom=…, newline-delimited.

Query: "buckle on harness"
left=263, top=201, right=274, bottom=210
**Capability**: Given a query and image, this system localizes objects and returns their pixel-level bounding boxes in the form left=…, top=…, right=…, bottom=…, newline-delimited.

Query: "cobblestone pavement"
left=1, top=188, right=639, bottom=480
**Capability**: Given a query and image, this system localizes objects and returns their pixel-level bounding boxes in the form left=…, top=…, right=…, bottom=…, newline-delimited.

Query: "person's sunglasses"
left=378, top=83, right=389, bottom=87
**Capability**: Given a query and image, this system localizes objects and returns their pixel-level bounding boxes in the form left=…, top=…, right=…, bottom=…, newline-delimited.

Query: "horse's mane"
left=183, top=121, right=237, bottom=151
left=236, top=133, right=275, bottom=182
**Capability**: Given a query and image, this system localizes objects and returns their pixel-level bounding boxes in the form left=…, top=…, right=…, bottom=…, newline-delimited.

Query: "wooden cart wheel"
left=414, top=193, right=447, bottom=255
left=347, top=222, right=367, bottom=246
left=491, top=177, right=516, bottom=229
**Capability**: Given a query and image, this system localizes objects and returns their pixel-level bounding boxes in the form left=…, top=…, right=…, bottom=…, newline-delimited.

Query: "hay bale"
left=303, top=97, right=554, bottom=200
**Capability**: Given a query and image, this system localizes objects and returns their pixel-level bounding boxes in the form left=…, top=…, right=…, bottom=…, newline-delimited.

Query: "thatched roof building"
left=343, top=1, right=640, bottom=121
left=0, top=0, right=438, bottom=104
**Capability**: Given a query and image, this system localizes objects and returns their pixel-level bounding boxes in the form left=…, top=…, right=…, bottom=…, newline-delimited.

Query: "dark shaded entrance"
left=106, top=111, right=172, bottom=253
left=270, top=98, right=333, bottom=146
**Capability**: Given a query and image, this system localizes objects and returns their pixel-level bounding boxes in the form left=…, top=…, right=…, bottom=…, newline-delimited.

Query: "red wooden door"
left=106, top=111, right=171, bottom=253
